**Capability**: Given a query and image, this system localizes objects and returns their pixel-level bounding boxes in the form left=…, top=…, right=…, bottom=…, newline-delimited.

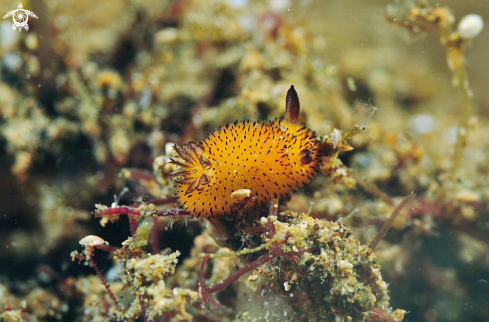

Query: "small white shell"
left=457, top=14, right=484, bottom=40
left=455, top=190, right=480, bottom=202
left=230, top=189, right=251, bottom=202
left=247, top=274, right=259, bottom=282
left=79, top=235, right=105, bottom=246
left=283, top=281, right=291, bottom=291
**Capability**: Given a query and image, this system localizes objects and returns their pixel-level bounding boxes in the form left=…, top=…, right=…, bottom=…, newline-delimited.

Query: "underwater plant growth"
left=1, top=0, right=488, bottom=321
left=70, top=86, right=406, bottom=321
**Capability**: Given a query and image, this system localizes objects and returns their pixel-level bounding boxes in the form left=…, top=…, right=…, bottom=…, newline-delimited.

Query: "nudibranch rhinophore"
left=170, top=86, right=322, bottom=218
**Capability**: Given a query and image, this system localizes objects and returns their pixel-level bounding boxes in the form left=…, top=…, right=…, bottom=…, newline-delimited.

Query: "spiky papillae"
left=170, top=119, right=321, bottom=218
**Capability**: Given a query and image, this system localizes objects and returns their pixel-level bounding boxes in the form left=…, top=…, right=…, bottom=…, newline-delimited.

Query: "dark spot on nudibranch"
left=299, top=148, right=314, bottom=165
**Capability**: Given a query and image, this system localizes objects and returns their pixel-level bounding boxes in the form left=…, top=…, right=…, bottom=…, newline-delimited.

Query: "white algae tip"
left=457, top=14, right=484, bottom=40
left=79, top=235, right=105, bottom=246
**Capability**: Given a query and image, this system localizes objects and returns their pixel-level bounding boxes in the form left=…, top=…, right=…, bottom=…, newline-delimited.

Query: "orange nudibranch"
left=170, top=86, right=322, bottom=218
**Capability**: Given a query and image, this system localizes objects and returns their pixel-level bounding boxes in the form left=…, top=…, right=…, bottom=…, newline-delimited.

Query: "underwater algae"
left=74, top=85, right=404, bottom=321
left=1, top=0, right=488, bottom=321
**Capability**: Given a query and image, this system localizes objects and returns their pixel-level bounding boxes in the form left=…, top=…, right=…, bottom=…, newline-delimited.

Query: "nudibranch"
left=170, top=86, right=322, bottom=218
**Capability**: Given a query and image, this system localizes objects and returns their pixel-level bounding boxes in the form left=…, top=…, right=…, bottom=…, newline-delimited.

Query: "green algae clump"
left=238, top=211, right=404, bottom=322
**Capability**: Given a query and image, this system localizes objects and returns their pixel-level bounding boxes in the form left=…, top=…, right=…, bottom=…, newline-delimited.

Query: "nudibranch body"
left=170, top=86, right=322, bottom=218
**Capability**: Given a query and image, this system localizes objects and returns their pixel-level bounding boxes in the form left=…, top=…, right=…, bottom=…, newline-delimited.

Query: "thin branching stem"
left=347, top=169, right=394, bottom=206
left=97, top=206, right=142, bottom=216
left=94, top=244, right=120, bottom=252
left=86, top=248, right=123, bottom=312
left=206, top=246, right=284, bottom=295
left=151, top=217, right=160, bottom=254
left=129, top=216, right=138, bottom=237
left=446, top=63, right=474, bottom=185
left=369, top=192, right=414, bottom=250
left=139, top=295, right=149, bottom=322
left=95, top=206, right=189, bottom=218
